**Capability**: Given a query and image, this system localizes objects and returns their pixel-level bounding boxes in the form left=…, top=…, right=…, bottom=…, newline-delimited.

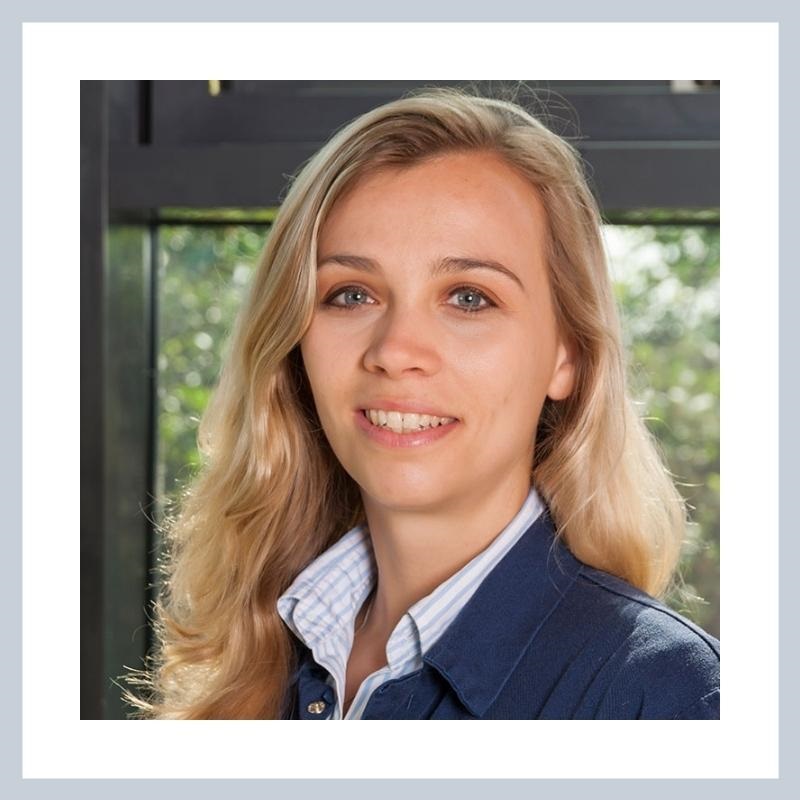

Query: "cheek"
left=299, top=323, right=354, bottom=427
left=473, top=328, right=552, bottom=390
left=299, top=329, right=331, bottom=404
left=481, top=339, right=553, bottom=430
left=303, top=313, right=357, bottom=364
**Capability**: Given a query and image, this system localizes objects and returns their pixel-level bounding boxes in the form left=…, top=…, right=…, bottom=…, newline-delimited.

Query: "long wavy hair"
left=124, top=85, right=687, bottom=719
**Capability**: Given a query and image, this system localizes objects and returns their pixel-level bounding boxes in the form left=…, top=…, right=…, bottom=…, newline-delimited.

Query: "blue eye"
left=323, top=286, right=375, bottom=310
left=449, top=286, right=493, bottom=313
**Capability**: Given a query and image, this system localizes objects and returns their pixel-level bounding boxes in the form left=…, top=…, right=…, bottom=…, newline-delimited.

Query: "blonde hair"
left=124, top=85, right=686, bottom=719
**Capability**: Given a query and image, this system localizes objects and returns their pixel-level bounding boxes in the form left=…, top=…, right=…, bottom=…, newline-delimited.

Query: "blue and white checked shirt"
left=276, top=486, right=545, bottom=719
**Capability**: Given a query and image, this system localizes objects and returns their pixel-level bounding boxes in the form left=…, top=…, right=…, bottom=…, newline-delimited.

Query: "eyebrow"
left=317, top=253, right=525, bottom=291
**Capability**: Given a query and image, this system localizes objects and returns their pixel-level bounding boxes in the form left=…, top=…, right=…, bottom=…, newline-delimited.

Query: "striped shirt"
left=276, top=486, right=545, bottom=719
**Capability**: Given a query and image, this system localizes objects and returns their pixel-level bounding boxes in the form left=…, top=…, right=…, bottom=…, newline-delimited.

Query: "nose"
left=362, top=305, right=442, bottom=378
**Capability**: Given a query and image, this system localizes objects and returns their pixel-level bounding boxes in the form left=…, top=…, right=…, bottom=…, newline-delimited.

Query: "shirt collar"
left=277, top=525, right=375, bottom=649
left=278, top=487, right=545, bottom=660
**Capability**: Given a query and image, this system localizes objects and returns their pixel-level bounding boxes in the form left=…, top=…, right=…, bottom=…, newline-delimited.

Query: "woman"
left=127, top=86, right=720, bottom=720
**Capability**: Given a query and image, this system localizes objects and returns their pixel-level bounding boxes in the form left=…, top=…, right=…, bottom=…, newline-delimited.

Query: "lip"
left=354, top=408, right=461, bottom=449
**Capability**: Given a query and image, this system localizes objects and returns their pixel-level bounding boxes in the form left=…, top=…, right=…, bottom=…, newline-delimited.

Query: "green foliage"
left=156, top=221, right=720, bottom=638
left=605, top=224, right=720, bottom=636
left=159, top=207, right=280, bottom=224
left=155, top=224, right=265, bottom=499
left=605, top=208, right=720, bottom=225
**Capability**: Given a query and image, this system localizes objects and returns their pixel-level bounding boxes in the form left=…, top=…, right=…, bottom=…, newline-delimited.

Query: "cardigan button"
left=307, top=700, right=327, bottom=715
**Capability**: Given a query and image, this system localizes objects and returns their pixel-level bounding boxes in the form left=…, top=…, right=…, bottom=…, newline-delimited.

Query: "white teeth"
left=402, top=413, right=420, bottom=433
left=386, top=411, right=403, bottom=433
left=364, top=409, right=456, bottom=433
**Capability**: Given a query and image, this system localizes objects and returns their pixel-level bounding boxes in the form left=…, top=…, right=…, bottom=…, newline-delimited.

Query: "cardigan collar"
left=420, top=509, right=582, bottom=718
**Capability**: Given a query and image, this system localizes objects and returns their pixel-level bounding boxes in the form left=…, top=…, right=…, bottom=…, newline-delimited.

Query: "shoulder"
left=573, top=565, right=720, bottom=661
left=552, top=564, right=720, bottom=718
left=433, top=513, right=720, bottom=720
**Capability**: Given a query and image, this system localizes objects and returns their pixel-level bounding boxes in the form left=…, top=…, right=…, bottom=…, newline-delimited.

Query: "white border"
left=23, top=21, right=778, bottom=779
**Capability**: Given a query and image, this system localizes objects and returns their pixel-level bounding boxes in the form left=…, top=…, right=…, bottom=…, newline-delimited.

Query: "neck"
left=359, top=476, right=532, bottom=641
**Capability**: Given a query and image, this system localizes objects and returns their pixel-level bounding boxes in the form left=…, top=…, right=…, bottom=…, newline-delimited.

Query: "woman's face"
left=300, top=150, right=575, bottom=514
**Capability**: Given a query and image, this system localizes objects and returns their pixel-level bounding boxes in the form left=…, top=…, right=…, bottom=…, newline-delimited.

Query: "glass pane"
left=604, top=224, right=720, bottom=638
left=156, top=221, right=720, bottom=638
left=156, top=224, right=269, bottom=510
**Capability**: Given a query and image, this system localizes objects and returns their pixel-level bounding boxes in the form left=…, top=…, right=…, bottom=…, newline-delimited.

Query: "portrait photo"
left=83, top=79, right=720, bottom=722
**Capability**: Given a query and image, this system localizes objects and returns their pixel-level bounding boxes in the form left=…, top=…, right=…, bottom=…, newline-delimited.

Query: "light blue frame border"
left=5, top=1, right=793, bottom=797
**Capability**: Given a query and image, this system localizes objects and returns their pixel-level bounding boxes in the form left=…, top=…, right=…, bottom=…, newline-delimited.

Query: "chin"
left=361, top=479, right=455, bottom=513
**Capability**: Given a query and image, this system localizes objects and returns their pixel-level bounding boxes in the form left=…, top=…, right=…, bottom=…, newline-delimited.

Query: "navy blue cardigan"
left=284, top=509, right=720, bottom=720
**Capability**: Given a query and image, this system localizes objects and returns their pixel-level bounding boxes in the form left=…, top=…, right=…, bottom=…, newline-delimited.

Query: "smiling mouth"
left=361, top=408, right=458, bottom=434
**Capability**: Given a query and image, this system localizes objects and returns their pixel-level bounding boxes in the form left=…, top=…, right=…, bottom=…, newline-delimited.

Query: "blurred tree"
left=604, top=224, right=720, bottom=636
left=155, top=223, right=266, bottom=505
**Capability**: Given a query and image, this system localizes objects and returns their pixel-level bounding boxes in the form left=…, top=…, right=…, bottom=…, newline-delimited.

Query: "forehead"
left=319, top=150, right=550, bottom=264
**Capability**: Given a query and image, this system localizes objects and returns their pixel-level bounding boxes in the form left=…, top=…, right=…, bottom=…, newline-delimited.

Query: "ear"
left=546, top=338, right=577, bottom=401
